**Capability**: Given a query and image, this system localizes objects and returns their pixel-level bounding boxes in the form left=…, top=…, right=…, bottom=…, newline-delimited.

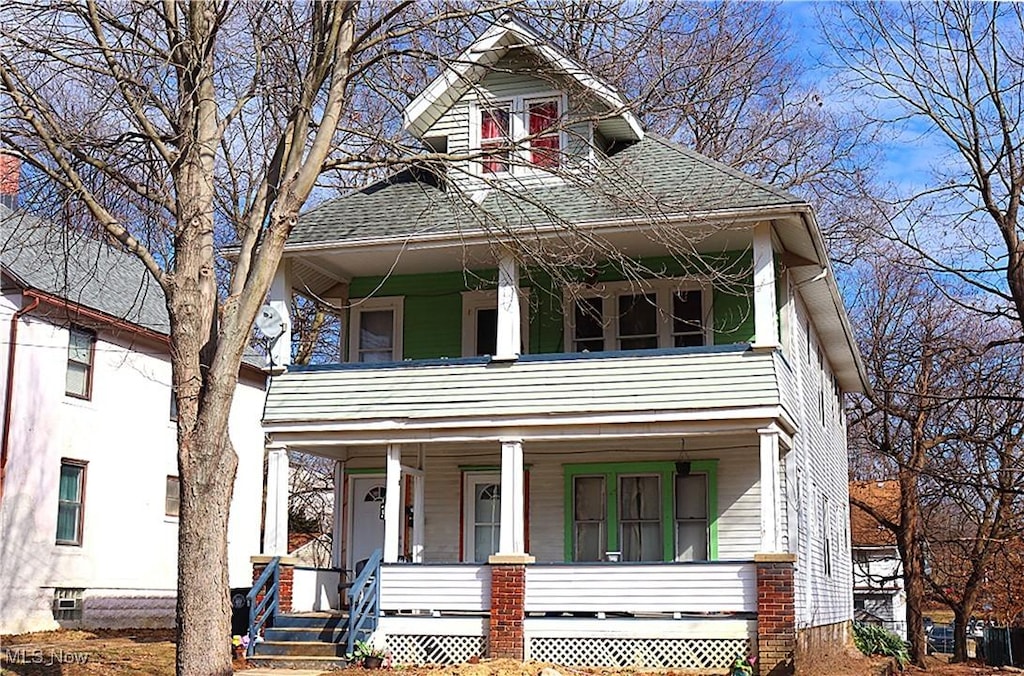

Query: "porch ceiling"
left=263, top=345, right=795, bottom=446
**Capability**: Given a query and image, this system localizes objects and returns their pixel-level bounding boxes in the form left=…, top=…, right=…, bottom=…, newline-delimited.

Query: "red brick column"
left=755, top=553, right=796, bottom=676
left=488, top=554, right=534, bottom=660
left=252, top=556, right=297, bottom=615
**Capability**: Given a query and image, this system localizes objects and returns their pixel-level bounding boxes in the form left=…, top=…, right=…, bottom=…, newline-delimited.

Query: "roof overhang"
left=403, top=15, right=643, bottom=143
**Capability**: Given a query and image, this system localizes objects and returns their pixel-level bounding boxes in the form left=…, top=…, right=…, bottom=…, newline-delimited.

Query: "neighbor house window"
left=565, top=461, right=717, bottom=562
left=56, top=460, right=87, bottom=545
left=567, top=280, right=711, bottom=352
left=165, top=476, right=180, bottom=517
left=348, top=297, right=403, bottom=363
left=475, top=95, right=564, bottom=175
left=66, top=327, right=95, bottom=399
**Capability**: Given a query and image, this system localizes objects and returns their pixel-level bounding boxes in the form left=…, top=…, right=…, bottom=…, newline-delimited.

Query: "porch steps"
left=249, top=612, right=370, bottom=670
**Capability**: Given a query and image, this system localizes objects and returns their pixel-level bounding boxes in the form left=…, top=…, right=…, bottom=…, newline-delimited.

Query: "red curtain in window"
left=481, top=108, right=509, bottom=173
left=529, top=101, right=560, bottom=168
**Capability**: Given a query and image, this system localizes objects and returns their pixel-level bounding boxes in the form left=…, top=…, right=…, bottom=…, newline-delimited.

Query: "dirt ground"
left=0, top=630, right=1011, bottom=676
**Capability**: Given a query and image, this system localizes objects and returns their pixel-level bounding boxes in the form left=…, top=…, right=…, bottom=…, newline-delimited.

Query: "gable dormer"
left=403, top=15, right=643, bottom=188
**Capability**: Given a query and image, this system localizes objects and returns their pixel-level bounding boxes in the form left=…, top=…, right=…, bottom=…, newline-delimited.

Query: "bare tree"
left=827, top=1, right=1024, bottom=342
left=847, top=246, right=1024, bottom=665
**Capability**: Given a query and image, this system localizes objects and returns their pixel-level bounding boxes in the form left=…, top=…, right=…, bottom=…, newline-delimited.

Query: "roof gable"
left=403, top=14, right=643, bottom=143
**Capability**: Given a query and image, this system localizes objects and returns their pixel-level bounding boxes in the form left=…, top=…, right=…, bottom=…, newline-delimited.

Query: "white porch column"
left=331, top=459, right=345, bottom=568
left=752, top=222, right=779, bottom=349
left=268, top=261, right=293, bottom=369
left=382, top=444, right=402, bottom=563
left=758, top=428, right=781, bottom=553
left=495, top=254, right=521, bottom=360
left=264, top=445, right=290, bottom=555
left=497, top=438, right=526, bottom=554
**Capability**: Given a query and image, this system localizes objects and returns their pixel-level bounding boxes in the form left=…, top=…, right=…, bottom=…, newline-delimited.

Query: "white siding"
left=379, top=564, right=489, bottom=612
left=524, top=562, right=757, bottom=613
left=0, top=302, right=265, bottom=633
left=788, top=293, right=854, bottom=629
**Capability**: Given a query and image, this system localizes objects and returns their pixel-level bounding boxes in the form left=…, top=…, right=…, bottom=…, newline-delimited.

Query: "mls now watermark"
left=2, top=647, right=90, bottom=665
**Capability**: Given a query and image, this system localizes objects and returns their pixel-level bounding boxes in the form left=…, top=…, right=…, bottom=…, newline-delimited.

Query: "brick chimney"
left=0, top=153, right=21, bottom=210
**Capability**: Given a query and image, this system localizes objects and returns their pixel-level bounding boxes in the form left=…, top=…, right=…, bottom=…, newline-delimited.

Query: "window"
left=165, top=476, right=180, bottom=517
left=567, top=281, right=711, bottom=352
left=462, top=472, right=501, bottom=562
left=481, top=106, right=511, bottom=174
left=66, top=327, right=95, bottom=398
left=565, top=461, right=717, bottom=562
left=460, top=290, right=531, bottom=357
left=348, top=297, right=403, bottom=363
left=474, top=95, right=564, bottom=176
left=169, top=390, right=178, bottom=422
left=56, top=460, right=86, bottom=545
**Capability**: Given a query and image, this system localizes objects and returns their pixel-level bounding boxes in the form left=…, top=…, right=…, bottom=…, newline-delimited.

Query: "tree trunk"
left=952, top=607, right=969, bottom=663
left=898, top=473, right=929, bottom=668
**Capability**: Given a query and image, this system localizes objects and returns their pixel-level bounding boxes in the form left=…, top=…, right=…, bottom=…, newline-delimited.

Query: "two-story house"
left=247, top=16, right=867, bottom=674
left=0, top=163, right=267, bottom=634
left=850, top=481, right=907, bottom=639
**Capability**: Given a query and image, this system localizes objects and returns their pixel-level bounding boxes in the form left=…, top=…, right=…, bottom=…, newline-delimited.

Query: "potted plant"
left=348, top=639, right=389, bottom=669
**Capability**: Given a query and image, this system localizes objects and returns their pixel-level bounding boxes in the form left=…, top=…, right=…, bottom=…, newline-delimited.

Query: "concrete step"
left=271, top=612, right=347, bottom=629
left=252, top=641, right=349, bottom=658
left=246, top=655, right=352, bottom=670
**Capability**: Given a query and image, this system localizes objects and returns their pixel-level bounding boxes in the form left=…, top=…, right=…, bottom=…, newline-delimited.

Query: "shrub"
left=853, top=621, right=910, bottom=667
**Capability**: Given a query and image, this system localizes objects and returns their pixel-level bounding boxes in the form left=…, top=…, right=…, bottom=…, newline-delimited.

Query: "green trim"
left=563, top=460, right=719, bottom=562
left=457, top=464, right=533, bottom=472
left=345, top=468, right=385, bottom=475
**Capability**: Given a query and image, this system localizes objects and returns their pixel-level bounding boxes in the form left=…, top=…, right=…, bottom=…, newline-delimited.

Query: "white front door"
left=349, top=476, right=386, bottom=571
left=462, top=472, right=501, bottom=563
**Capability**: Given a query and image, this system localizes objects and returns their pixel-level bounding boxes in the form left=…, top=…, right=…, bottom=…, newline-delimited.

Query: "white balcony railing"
left=380, top=564, right=490, bottom=613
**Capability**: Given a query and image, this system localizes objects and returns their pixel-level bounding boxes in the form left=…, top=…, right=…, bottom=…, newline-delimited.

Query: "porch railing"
left=246, top=556, right=280, bottom=657
left=524, top=561, right=758, bottom=614
left=379, top=563, right=489, bottom=613
left=346, top=548, right=382, bottom=656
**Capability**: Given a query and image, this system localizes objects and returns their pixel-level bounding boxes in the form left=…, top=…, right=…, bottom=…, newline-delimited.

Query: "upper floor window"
left=476, top=95, right=564, bottom=176
left=566, top=280, right=711, bottom=353
left=66, top=326, right=95, bottom=399
left=461, top=289, right=530, bottom=357
left=166, top=476, right=181, bottom=518
left=348, top=297, right=404, bottom=363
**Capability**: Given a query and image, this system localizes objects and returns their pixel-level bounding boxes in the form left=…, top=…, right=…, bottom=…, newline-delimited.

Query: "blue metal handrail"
left=246, top=557, right=281, bottom=657
left=346, top=548, right=382, bottom=655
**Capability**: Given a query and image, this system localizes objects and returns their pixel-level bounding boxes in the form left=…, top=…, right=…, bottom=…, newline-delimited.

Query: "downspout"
left=0, top=291, right=40, bottom=505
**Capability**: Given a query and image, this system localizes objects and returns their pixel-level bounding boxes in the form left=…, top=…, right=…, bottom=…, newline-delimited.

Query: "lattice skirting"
left=526, top=636, right=752, bottom=669
left=386, top=634, right=487, bottom=665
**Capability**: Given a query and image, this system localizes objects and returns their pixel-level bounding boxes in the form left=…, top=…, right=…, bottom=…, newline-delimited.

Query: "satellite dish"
left=256, top=305, right=285, bottom=340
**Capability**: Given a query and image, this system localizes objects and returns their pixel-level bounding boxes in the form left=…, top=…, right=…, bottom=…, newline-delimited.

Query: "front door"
left=462, top=472, right=501, bottom=562
left=349, top=476, right=386, bottom=571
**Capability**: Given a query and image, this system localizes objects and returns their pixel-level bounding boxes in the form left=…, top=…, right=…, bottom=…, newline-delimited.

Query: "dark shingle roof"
left=1, top=204, right=170, bottom=334
left=288, top=136, right=804, bottom=247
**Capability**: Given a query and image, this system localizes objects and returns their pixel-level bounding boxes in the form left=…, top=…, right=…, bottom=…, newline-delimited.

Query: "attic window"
left=481, top=106, right=511, bottom=174
left=528, top=99, right=560, bottom=168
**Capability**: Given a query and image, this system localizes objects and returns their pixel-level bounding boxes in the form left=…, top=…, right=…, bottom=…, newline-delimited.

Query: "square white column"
left=264, top=445, right=290, bottom=555
left=495, top=254, right=521, bottom=360
left=383, top=444, right=402, bottom=563
left=331, top=459, right=345, bottom=568
left=758, top=428, right=781, bottom=553
left=752, top=222, right=779, bottom=349
left=268, top=261, right=293, bottom=369
left=497, top=438, right=526, bottom=554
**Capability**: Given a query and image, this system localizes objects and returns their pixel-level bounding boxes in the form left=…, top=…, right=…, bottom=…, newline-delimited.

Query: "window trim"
left=460, top=289, right=531, bottom=357
left=347, top=296, right=404, bottom=363
left=65, top=326, right=96, bottom=400
left=469, top=91, right=569, bottom=178
left=562, top=460, right=718, bottom=562
left=56, top=459, right=87, bottom=546
left=563, top=279, right=713, bottom=352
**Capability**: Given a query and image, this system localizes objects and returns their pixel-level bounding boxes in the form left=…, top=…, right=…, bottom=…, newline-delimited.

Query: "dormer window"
left=474, top=94, right=565, bottom=176
left=481, top=106, right=511, bottom=174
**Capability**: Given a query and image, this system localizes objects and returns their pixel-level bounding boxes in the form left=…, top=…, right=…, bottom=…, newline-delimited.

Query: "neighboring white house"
left=850, top=480, right=907, bottom=639
left=244, top=15, right=868, bottom=674
left=0, top=169, right=267, bottom=633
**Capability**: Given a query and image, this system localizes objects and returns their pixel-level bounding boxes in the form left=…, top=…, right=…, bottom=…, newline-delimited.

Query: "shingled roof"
left=850, top=480, right=900, bottom=547
left=288, top=135, right=804, bottom=248
left=1, top=204, right=170, bottom=334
